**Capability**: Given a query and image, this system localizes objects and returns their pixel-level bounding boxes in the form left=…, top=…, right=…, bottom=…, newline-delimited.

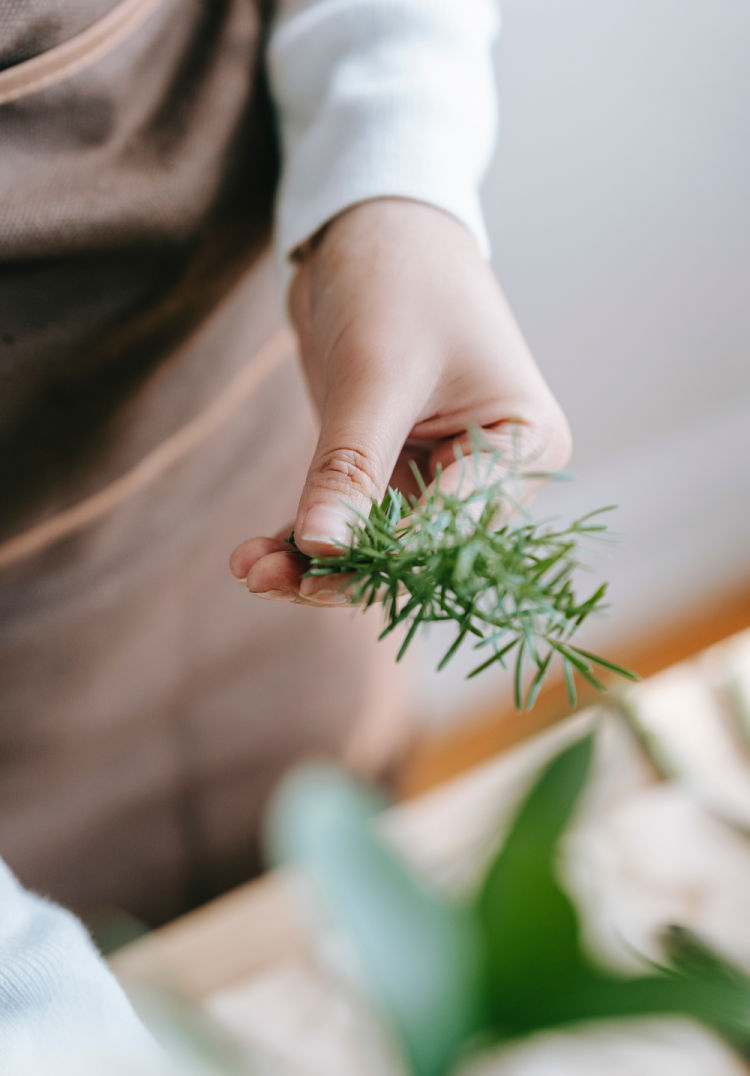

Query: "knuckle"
left=520, top=419, right=572, bottom=474
left=312, top=446, right=381, bottom=498
left=545, top=409, right=573, bottom=471
left=487, top=406, right=572, bottom=474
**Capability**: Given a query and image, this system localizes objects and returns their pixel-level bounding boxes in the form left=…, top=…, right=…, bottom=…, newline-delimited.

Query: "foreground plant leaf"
left=266, top=766, right=485, bottom=1076
left=269, top=734, right=750, bottom=1075
left=476, top=733, right=595, bottom=1024
left=475, top=735, right=750, bottom=1045
left=293, top=448, right=638, bottom=710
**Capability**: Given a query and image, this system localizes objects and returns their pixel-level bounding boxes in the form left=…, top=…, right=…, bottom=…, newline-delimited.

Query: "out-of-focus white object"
left=565, top=631, right=750, bottom=975
left=567, top=784, right=750, bottom=975
left=460, top=1019, right=747, bottom=1076
left=209, top=961, right=399, bottom=1076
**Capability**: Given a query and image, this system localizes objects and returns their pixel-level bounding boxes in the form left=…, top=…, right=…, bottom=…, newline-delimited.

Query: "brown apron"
left=0, top=0, right=412, bottom=927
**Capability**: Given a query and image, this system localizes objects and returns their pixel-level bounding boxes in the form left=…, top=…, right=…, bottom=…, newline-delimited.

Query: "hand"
left=229, top=198, right=571, bottom=605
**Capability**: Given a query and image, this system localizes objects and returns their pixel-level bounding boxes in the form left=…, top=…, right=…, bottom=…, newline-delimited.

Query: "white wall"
left=420, top=0, right=750, bottom=723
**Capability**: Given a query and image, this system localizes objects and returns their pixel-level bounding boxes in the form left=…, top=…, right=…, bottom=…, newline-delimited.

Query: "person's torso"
left=0, top=0, right=280, bottom=551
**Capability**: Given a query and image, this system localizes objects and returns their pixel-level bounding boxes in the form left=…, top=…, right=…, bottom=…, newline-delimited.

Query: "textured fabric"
left=0, top=1, right=123, bottom=68
left=0, top=0, right=412, bottom=929
left=269, top=0, right=500, bottom=296
left=0, top=0, right=279, bottom=535
left=0, top=860, right=160, bottom=1072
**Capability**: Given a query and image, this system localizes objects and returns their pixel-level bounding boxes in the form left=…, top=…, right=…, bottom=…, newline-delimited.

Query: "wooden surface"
left=110, top=872, right=307, bottom=1001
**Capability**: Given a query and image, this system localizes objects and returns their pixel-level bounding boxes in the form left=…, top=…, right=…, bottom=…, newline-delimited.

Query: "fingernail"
left=249, top=589, right=289, bottom=601
left=299, top=576, right=345, bottom=600
left=301, top=589, right=349, bottom=606
left=298, top=507, right=351, bottom=548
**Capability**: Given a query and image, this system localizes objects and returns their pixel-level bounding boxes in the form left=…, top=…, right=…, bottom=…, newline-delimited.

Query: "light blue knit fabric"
left=0, top=860, right=161, bottom=1074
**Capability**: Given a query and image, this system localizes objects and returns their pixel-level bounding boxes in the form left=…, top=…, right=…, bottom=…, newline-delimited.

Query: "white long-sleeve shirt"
left=0, top=2, right=499, bottom=1068
left=270, top=0, right=499, bottom=292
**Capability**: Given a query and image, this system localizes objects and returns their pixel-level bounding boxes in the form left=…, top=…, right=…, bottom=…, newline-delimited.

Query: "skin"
left=229, top=198, right=571, bottom=605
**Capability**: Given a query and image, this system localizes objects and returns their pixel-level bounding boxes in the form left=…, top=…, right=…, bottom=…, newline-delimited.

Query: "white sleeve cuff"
left=268, top=0, right=500, bottom=298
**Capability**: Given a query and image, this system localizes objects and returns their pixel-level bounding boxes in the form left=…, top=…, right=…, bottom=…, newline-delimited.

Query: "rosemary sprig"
left=292, top=449, right=638, bottom=709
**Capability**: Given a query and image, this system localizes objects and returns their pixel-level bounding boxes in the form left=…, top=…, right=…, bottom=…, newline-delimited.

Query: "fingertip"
left=294, top=505, right=352, bottom=558
left=229, top=536, right=293, bottom=580
left=246, top=549, right=307, bottom=596
left=298, top=572, right=355, bottom=603
left=229, top=544, right=248, bottom=579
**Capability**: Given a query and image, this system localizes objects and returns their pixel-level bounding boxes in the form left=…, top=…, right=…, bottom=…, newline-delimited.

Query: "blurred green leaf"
left=527, top=972, right=750, bottom=1042
left=268, top=736, right=750, bottom=1073
left=475, top=734, right=595, bottom=1029
left=266, top=766, right=484, bottom=1076
left=662, top=925, right=750, bottom=990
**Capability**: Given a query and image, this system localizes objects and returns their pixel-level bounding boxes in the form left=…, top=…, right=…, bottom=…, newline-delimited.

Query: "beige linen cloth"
left=0, top=0, right=411, bottom=927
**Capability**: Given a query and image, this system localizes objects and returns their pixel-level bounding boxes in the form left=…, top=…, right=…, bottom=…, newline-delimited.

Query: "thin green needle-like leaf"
left=396, top=613, right=423, bottom=662
left=554, top=644, right=594, bottom=676
left=409, top=458, right=430, bottom=499
left=563, top=658, right=577, bottom=708
left=573, top=505, right=618, bottom=525
left=513, top=639, right=526, bottom=711
left=576, top=664, right=607, bottom=693
left=569, top=646, right=640, bottom=681
left=467, top=639, right=519, bottom=679
left=526, top=651, right=553, bottom=711
left=437, top=622, right=472, bottom=671
left=289, top=442, right=628, bottom=710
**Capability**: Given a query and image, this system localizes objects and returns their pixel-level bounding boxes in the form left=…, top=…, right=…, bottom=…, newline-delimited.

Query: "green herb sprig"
left=294, top=447, right=637, bottom=709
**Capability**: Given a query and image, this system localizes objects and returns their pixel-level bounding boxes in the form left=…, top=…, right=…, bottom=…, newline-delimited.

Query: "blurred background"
left=411, top=0, right=750, bottom=765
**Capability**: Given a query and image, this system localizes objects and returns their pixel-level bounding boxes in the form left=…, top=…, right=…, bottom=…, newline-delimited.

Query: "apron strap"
left=0, top=0, right=169, bottom=106
left=0, top=330, right=293, bottom=570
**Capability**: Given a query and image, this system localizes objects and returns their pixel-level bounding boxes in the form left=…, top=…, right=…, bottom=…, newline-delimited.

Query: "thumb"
left=294, top=372, right=414, bottom=558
